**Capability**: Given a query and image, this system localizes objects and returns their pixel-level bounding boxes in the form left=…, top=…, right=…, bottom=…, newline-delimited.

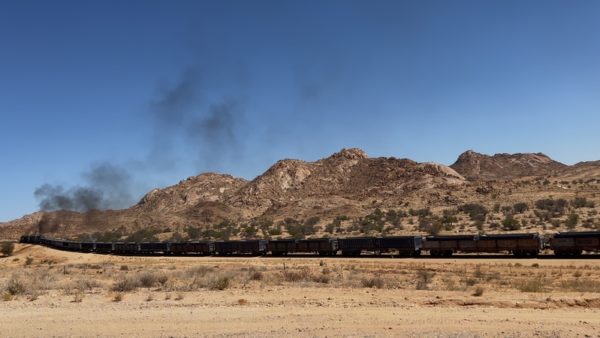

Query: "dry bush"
left=282, top=268, right=311, bottom=283
left=515, top=277, right=545, bottom=293
left=416, top=270, right=435, bottom=290
left=72, top=291, right=84, bottom=303
left=312, top=274, right=330, bottom=284
left=560, top=279, right=600, bottom=293
left=137, top=272, right=162, bottom=288
left=361, top=276, right=384, bottom=289
left=5, top=274, right=27, bottom=295
left=113, top=293, right=123, bottom=302
left=472, top=286, right=485, bottom=297
left=112, top=276, right=139, bottom=292
left=249, top=271, right=263, bottom=281
left=175, top=293, right=184, bottom=300
left=146, top=293, right=154, bottom=302
left=185, top=266, right=214, bottom=278
left=208, top=276, right=230, bottom=290
left=3, top=292, right=13, bottom=301
left=120, top=265, right=129, bottom=271
left=238, top=298, right=248, bottom=305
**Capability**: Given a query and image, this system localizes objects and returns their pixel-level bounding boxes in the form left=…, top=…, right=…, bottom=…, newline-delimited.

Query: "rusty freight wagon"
left=424, top=233, right=541, bottom=257
left=213, top=240, right=267, bottom=255
left=550, top=231, right=600, bottom=256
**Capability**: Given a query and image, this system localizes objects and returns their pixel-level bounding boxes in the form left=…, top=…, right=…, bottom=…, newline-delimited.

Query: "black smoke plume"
left=34, top=163, right=133, bottom=212
left=149, top=68, right=243, bottom=170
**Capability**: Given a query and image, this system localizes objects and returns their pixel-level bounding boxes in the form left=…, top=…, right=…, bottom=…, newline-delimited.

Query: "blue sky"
left=1, top=0, right=600, bottom=221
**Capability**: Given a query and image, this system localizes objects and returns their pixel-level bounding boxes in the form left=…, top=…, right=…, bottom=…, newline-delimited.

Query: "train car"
left=295, top=238, right=338, bottom=256
left=169, top=241, right=213, bottom=255
left=94, top=242, right=114, bottom=253
left=80, top=242, right=96, bottom=252
left=424, top=233, right=540, bottom=257
left=379, top=236, right=422, bottom=256
left=113, top=242, right=139, bottom=254
left=213, top=240, right=267, bottom=255
left=267, top=239, right=296, bottom=256
left=64, top=241, right=82, bottom=251
left=337, top=237, right=379, bottom=256
left=550, top=231, right=600, bottom=256
left=139, top=242, right=169, bottom=255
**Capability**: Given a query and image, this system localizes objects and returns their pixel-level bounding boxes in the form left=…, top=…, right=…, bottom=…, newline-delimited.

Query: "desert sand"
left=1, top=244, right=600, bottom=337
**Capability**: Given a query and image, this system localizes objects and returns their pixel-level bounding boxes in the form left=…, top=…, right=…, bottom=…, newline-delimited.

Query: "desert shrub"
left=185, top=226, right=202, bottom=240
left=572, top=197, right=595, bottom=209
left=472, top=286, right=485, bottom=297
left=565, top=213, right=579, bottom=229
left=112, top=276, right=139, bottom=292
left=502, top=215, right=521, bottom=231
left=312, top=274, right=330, bottom=284
left=120, top=265, right=129, bottom=271
left=137, top=272, right=160, bottom=288
left=282, top=269, right=310, bottom=282
left=418, top=217, right=442, bottom=235
left=535, top=198, right=567, bottom=217
left=513, top=202, right=529, bottom=214
left=458, top=203, right=488, bottom=222
left=560, top=279, right=600, bottom=292
left=1, top=242, right=15, bottom=256
left=208, top=276, right=230, bottom=290
left=185, top=266, right=214, bottom=278
left=361, top=277, right=384, bottom=289
left=126, top=228, right=160, bottom=242
left=283, top=218, right=317, bottom=239
left=515, top=277, right=545, bottom=292
left=249, top=271, right=263, bottom=281
left=25, top=257, right=34, bottom=266
left=416, top=270, right=435, bottom=290
left=5, top=274, right=27, bottom=295
left=113, top=293, right=123, bottom=302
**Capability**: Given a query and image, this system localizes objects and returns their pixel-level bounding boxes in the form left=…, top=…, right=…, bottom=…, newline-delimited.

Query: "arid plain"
left=2, top=244, right=600, bottom=337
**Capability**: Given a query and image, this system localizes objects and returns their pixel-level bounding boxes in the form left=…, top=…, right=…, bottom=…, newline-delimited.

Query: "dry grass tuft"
left=238, top=298, right=248, bottom=305
left=113, top=293, right=123, bottom=302
left=361, top=276, right=384, bottom=289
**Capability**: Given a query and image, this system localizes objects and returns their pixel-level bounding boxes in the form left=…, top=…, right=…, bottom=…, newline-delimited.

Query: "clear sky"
left=1, top=0, right=600, bottom=221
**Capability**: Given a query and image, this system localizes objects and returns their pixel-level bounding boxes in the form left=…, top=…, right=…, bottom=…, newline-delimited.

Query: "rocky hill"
left=450, top=150, right=567, bottom=181
left=1, top=148, right=599, bottom=240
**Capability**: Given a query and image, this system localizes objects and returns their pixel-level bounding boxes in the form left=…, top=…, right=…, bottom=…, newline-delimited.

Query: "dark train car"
left=424, top=233, right=540, bottom=257
left=295, top=238, right=338, bottom=255
left=113, top=242, right=139, bottom=254
left=169, top=241, right=213, bottom=255
left=95, top=242, right=114, bottom=253
left=64, top=241, right=82, bottom=251
left=337, top=237, right=379, bottom=256
left=379, top=236, right=422, bottom=256
left=139, top=242, right=169, bottom=254
left=550, top=231, right=600, bottom=256
left=213, top=240, right=267, bottom=255
left=80, top=242, right=96, bottom=252
left=267, top=239, right=296, bottom=255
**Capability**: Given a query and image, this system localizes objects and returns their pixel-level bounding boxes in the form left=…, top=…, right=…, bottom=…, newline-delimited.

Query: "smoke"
left=34, top=163, right=133, bottom=212
left=33, top=66, right=245, bottom=214
left=148, top=68, right=243, bottom=171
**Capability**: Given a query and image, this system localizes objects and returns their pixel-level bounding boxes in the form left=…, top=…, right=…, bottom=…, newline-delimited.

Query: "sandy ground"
left=1, top=245, right=600, bottom=337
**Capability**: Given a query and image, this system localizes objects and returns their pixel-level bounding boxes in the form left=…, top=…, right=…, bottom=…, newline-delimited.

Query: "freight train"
left=19, top=231, right=600, bottom=257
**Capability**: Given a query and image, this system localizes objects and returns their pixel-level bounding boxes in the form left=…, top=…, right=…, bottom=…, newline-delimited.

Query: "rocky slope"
left=450, top=150, right=567, bottom=181
left=1, top=148, right=599, bottom=240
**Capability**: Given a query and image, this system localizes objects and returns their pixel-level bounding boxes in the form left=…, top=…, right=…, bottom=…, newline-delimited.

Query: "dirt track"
left=1, top=245, right=600, bottom=337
